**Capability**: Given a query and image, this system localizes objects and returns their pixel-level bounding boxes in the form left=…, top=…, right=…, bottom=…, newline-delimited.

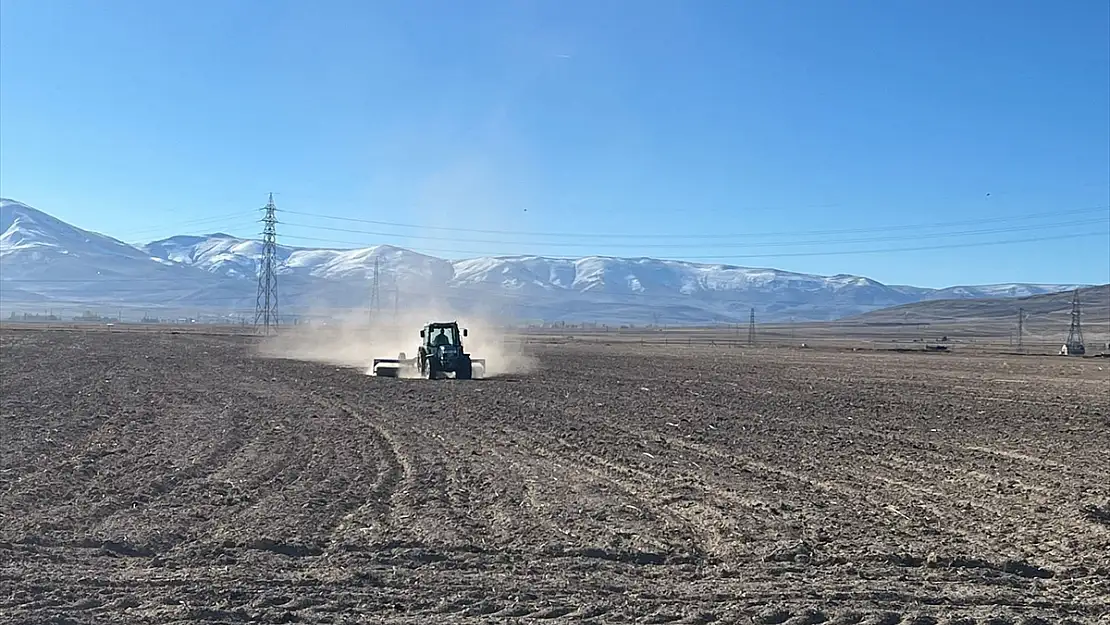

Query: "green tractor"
left=372, top=321, right=485, bottom=379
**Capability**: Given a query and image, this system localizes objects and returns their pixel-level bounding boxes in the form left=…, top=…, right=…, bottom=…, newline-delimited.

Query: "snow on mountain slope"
left=0, top=199, right=1090, bottom=323
left=143, top=234, right=264, bottom=278
left=445, top=256, right=935, bottom=321
left=930, top=283, right=1088, bottom=299
left=449, top=255, right=892, bottom=297
left=144, top=235, right=454, bottom=284
left=2, top=199, right=152, bottom=264
left=449, top=256, right=577, bottom=292
left=144, top=234, right=921, bottom=306
left=1, top=199, right=233, bottom=302
left=282, top=245, right=454, bottom=284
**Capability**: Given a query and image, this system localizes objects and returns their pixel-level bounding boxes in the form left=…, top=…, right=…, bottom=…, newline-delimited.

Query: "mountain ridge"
left=846, top=283, right=1110, bottom=324
left=0, top=198, right=1092, bottom=323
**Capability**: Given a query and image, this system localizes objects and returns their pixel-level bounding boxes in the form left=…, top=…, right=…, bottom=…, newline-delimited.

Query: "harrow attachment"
left=371, top=352, right=417, bottom=378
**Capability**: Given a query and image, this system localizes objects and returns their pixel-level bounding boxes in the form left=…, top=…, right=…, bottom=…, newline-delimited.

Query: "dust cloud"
left=255, top=302, right=537, bottom=378
left=258, top=108, right=542, bottom=377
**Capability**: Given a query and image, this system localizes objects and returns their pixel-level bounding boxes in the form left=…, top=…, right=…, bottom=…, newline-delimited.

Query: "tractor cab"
left=420, top=321, right=467, bottom=349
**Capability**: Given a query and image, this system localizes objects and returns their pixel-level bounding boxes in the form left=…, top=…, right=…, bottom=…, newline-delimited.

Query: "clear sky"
left=1, top=0, right=1108, bottom=288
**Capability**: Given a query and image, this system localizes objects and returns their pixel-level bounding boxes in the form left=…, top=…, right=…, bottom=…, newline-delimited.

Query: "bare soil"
left=1, top=328, right=1108, bottom=624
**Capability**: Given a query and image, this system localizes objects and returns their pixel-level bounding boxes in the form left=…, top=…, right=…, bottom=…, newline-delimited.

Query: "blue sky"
left=1, top=0, right=1107, bottom=288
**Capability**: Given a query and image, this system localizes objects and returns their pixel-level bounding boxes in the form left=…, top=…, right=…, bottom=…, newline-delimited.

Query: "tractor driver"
left=432, top=328, right=451, bottom=347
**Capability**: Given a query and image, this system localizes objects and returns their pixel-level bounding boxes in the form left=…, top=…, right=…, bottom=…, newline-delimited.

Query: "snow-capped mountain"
left=2, top=198, right=158, bottom=273
left=0, top=198, right=1091, bottom=323
left=0, top=199, right=237, bottom=305
left=145, top=234, right=454, bottom=284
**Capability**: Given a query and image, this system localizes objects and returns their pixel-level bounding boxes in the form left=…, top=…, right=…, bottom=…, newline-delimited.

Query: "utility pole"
left=1017, top=307, right=1024, bottom=352
left=253, top=193, right=279, bottom=335
left=748, top=307, right=756, bottom=346
left=368, top=255, right=381, bottom=326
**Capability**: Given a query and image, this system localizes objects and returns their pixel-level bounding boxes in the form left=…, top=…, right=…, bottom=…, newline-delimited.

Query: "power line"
left=5, top=228, right=1107, bottom=285
left=2, top=278, right=250, bottom=284
left=7, top=277, right=1103, bottom=315
left=113, top=212, right=258, bottom=238
left=277, top=216, right=1108, bottom=250
left=34, top=225, right=1097, bottom=264
left=278, top=205, right=1108, bottom=240
left=275, top=230, right=1109, bottom=260
left=121, top=220, right=266, bottom=246
left=8, top=280, right=1105, bottom=319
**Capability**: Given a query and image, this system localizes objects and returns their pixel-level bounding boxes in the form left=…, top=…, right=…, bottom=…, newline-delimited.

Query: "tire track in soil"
left=2, top=397, right=255, bottom=551
left=618, top=424, right=1016, bottom=572
left=525, top=385, right=1105, bottom=617
left=837, top=424, right=1103, bottom=503
left=328, top=407, right=521, bottom=553
left=321, top=401, right=718, bottom=622
left=515, top=428, right=714, bottom=561
left=303, top=379, right=735, bottom=621
left=344, top=343, right=1107, bottom=623
left=527, top=406, right=929, bottom=560
left=169, top=383, right=410, bottom=561
left=477, top=427, right=686, bottom=557
left=368, top=344, right=1099, bottom=622
left=503, top=420, right=860, bottom=564
left=292, top=381, right=630, bottom=622
left=499, top=415, right=1040, bottom=620
left=301, top=392, right=407, bottom=551
left=647, top=426, right=1108, bottom=613
left=103, top=388, right=342, bottom=559
left=834, top=427, right=1110, bottom=578
left=4, top=331, right=1109, bottom=624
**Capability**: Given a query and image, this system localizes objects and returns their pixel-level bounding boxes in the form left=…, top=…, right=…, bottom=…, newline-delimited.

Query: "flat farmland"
left=1, top=328, right=1108, bottom=624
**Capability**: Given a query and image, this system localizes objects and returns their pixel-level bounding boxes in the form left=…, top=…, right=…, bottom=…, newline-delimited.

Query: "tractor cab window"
left=427, top=326, right=457, bottom=347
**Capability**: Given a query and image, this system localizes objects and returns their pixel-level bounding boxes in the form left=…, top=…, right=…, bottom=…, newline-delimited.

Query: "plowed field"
left=1, top=328, right=1108, bottom=624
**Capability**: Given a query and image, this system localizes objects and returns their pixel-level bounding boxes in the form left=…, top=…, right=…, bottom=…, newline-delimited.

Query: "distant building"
left=7, top=312, right=59, bottom=322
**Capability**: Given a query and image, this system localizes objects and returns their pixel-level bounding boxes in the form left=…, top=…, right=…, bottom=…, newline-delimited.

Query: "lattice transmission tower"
left=254, top=193, right=280, bottom=334
left=1064, top=288, right=1085, bottom=355
left=748, top=307, right=756, bottom=346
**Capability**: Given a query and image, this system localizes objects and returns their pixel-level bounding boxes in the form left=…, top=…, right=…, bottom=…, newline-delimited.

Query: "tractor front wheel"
left=456, top=357, right=473, bottom=380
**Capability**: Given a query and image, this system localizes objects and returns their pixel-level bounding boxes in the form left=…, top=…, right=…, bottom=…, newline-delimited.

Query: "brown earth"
left=1, top=328, right=1108, bottom=624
